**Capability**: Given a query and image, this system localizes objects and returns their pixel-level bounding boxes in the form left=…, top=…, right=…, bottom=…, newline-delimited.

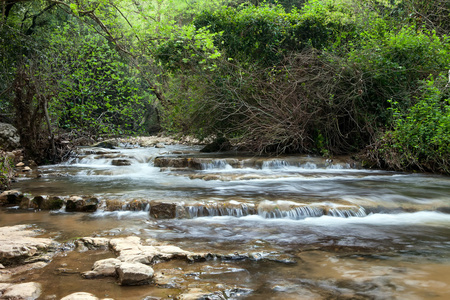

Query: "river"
left=1, top=144, right=450, bottom=299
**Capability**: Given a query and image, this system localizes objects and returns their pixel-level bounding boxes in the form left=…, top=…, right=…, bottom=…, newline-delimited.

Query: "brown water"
left=1, top=145, right=450, bottom=299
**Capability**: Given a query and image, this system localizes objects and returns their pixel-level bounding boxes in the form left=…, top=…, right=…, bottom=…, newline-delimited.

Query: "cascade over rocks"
left=0, top=123, right=20, bottom=151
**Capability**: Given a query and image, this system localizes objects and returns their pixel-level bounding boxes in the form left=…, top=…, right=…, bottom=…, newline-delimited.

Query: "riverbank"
left=1, top=140, right=450, bottom=299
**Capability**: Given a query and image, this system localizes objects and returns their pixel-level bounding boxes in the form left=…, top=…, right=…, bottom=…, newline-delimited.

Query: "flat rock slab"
left=0, top=282, right=41, bottom=300
left=60, top=292, right=114, bottom=300
left=0, top=225, right=55, bottom=266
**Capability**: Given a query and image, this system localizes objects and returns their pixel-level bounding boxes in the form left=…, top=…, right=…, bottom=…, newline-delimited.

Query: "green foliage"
left=48, top=24, right=153, bottom=136
left=0, top=154, right=14, bottom=190
left=379, top=76, right=450, bottom=173
left=348, top=25, right=450, bottom=123
left=192, top=2, right=359, bottom=66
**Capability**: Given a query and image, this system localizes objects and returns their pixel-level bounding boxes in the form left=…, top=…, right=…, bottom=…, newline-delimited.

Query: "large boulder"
left=82, top=258, right=122, bottom=279
left=116, top=262, right=154, bottom=286
left=0, top=282, right=41, bottom=299
left=0, top=123, right=20, bottom=151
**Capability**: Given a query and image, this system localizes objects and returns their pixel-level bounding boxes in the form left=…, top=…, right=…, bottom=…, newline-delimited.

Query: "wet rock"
left=92, top=139, right=118, bottom=149
left=124, top=200, right=149, bottom=211
left=0, top=262, right=48, bottom=281
left=0, top=282, right=41, bottom=300
left=111, top=159, right=131, bottom=166
left=200, top=137, right=232, bottom=153
left=110, top=236, right=150, bottom=264
left=82, top=258, right=121, bottom=279
left=116, top=262, right=154, bottom=286
left=31, top=196, right=64, bottom=210
left=104, top=199, right=123, bottom=211
left=153, top=157, right=203, bottom=170
left=109, top=237, right=193, bottom=264
left=0, top=190, right=22, bottom=206
left=150, top=202, right=177, bottom=219
left=66, top=196, right=99, bottom=212
left=155, top=143, right=165, bottom=148
left=177, top=288, right=208, bottom=300
left=18, top=196, right=32, bottom=209
left=0, top=225, right=55, bottom=266
left=60, top=292, right=99, bottom=300
left=0, top=123, right=20, bottom=151
left=76, top=237, right=110, bottom=251
left=153, top=268, right=185, bottom=288
left=178, top=287, right=253, bottom=300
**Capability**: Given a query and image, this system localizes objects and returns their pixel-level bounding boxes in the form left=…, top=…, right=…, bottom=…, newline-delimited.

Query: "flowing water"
left=1, top=145, right=450, bottom=299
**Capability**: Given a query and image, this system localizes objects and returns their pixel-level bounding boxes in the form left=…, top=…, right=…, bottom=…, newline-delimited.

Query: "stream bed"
left=1, top=144, right=450, bottom=299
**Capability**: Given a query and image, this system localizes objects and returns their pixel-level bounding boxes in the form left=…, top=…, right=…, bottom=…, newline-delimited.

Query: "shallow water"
left=2, top=145, right=450, bottom=299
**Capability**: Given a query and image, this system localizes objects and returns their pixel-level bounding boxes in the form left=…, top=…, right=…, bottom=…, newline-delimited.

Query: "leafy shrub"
left=48, top=24, right=154, bottom=137
left=193, top=2, right=359, bottom=66
left=375, top=76, right=450, bottom=173
left=0, top=153, right=14, bottom=190
left=348, top=25, right=450, bottom=123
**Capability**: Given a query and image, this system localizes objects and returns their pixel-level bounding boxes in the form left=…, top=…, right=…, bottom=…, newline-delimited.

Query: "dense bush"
left=192, top=2, right=358, bottom=66
left=371, top=76, right=450, bottom=173
left=49, top=25, right=154, bottom=136
left=0, top=153, right=14, bottom=190
left=347, top=25, right=450, bottom=125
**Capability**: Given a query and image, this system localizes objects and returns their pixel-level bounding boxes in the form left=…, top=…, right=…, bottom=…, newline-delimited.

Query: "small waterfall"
left=262, top=160, right=292, bottom=169
left=185, top=202, right=256, bottom=218
left=257, top=201, right=324, bottom=220
left=201, top=159, right=233, bottom=170
left=180, top=201, right=369, bottom=220
left=300, top=162, right=317, bottom=169
left=328, top=206, right=367, bottom=218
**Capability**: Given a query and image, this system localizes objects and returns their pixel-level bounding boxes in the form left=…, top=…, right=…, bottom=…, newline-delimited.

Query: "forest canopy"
left=0, top=0, right=449, bottom=174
